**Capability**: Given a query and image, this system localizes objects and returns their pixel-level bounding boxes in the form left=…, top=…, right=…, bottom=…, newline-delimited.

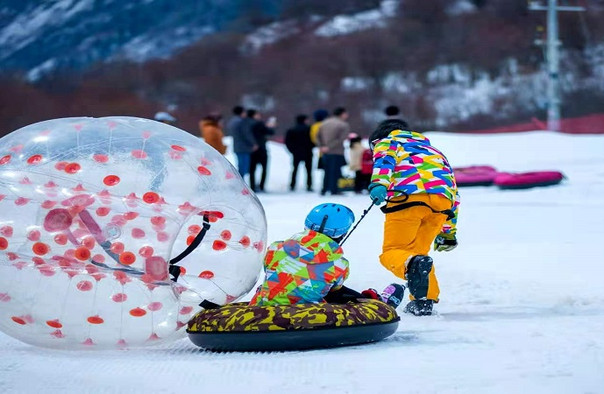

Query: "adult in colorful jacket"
left=250, top=203, right=356, bottom=306
left=368, top=119, right=460, bottom=316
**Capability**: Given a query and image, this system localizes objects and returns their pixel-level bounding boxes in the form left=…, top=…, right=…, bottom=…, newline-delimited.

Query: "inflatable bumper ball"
left=0, top=117, right=266, bottom=349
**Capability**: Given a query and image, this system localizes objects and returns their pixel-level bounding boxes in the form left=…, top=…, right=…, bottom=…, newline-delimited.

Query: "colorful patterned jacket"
left=249, top=230, right=349, bottom=306
left=371, top=129, right=460, bottom=234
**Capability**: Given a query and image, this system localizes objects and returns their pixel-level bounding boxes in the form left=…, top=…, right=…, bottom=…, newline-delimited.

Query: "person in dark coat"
left=249, top=110, right=275, bottom=192
left=229, top=106, right=257, bottom=179
left=285, top=114, right=314, bottom=192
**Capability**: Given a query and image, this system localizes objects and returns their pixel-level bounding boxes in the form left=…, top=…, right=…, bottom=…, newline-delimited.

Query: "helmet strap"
left=332, top=235, right=345, bottom=243
left=318, top=214, right=329, bottom=234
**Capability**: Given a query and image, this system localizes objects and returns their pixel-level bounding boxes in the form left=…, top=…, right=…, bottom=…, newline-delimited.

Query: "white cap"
left=154, top=112, right=176, bottom=122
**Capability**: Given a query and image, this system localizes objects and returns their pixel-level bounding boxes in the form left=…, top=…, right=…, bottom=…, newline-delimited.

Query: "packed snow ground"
left=1, top=131, right=604, bottom=393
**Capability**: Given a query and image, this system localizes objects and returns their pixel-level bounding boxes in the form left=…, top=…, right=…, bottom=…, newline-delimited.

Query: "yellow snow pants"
left=379, top=194, right=452, bottom=301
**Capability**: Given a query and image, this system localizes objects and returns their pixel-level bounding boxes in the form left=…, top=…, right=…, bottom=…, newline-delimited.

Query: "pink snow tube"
left=494, top=171, right=565, bottom=190
left=453, top=166, right=498, bottom=187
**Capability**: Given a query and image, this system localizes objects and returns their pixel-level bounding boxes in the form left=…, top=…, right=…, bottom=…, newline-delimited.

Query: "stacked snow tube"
left=453, top=165, right=498, bottom=187
left=494, top=171, right=564, bottom=190
left=187, top=299, right=399, bottom=351
left=337, top=177, right=355, bottom=192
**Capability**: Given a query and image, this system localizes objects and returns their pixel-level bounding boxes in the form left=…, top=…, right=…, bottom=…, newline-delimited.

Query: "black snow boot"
left=406, top=255, right=433, bottom=300
left=403, top=299, right=434, bottom=316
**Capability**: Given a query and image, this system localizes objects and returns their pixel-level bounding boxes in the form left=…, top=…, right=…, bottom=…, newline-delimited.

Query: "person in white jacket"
left=348, top=135, right=370, bottom=193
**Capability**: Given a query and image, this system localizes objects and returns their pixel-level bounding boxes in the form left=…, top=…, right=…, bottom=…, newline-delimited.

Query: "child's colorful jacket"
left=249, top=230, right=349, bottom=306
left=371, top=129, right=460, bottom=234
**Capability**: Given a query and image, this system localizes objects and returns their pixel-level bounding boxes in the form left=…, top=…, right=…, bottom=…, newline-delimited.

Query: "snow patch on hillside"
left=585, top=43, right=604, bottom=90
left=430, top=65, right=548, bottom=127
left=382, top=72, right=422, bottom=93
left=241, top=93, right=276, bottom=111
left=117, top=26, right=215, bottom=62
left=315, top=0, right=398, bottom=37
left=367, top=50, right=604, bottom=128
left=242, top=20, right=301, bottom=53
left=26, top=59, right=58, bottom=82
left=341, top=76, right=374, bottom=92
left=0, top=0, right=93, bottom=61
left=446, top=0, right=477, bottom=16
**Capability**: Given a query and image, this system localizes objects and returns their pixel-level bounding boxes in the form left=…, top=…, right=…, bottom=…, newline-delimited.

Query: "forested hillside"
left=1, top=0, right=603, bottom=134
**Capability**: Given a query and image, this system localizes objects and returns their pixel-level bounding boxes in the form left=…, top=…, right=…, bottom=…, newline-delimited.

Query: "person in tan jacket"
left=199, top=114, right=227, bottom=155
left=317, top=107, right=350, bottom=195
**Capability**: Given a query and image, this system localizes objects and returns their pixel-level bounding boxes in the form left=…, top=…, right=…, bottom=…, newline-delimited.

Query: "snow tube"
left=187, top=299, right=399, bottom=351
left=495, top=171, right=565, bottom=190
left=453, top=166, right=498, bottom=187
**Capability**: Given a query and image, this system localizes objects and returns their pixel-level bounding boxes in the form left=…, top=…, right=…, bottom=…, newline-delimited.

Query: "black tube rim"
left=186, top=316, right=400, bottom=335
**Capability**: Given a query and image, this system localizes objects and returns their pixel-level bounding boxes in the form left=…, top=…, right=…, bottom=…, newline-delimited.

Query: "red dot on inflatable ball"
left=143, top=192, right=160, bottom=204
left=103, top=175, right=120, bottom=186
left=93, top=154, right=109, bottom=163
left=130, top=308, right=147, bottom=317
left=27, top=154, right=43, bottom=165
left=64, top=163, right=81, bottom=174
left=199, top=270, right=214, bottom=279
left=87, top=316, right=104, bottom=325
left=221, top=230, right=232, bottom=241
left=197, top=166, right=211, bottom=176
left=212, top=240, right=227, bottom=251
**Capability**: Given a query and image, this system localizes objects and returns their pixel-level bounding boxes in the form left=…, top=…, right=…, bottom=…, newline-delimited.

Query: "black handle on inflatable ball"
left=170, top=214, right=211, bottom=266
left=339, top=202, right=375, bottom=247
left=169, top=214, right=211, bottom=282
left=199, top=300, right=221, bottom=309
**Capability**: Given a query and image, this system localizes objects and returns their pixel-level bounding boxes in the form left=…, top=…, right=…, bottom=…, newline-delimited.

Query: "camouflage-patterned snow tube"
left=187, top=299, right=399, bottom=351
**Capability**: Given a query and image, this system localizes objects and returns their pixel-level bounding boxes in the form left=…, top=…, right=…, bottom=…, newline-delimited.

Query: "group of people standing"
left=187, top=104, right=406, bottom=196
left=284, top=106, right=397, bottom=196
left=284, top=107, right=360, bottom=195
left=224, top=106, right=276, bottom=193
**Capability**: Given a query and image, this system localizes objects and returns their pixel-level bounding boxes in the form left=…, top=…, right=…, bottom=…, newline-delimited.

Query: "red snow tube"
left=453, top=166, right=498, bottom=187
left=494, top=171, right=565, bottom=190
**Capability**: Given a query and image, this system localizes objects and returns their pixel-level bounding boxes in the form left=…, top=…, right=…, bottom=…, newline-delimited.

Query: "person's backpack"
left=361, top=148, right=373, bottom=175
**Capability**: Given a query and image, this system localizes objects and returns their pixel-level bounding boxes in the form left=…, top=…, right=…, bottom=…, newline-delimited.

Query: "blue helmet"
left=304, top=203, right=355, bottom=239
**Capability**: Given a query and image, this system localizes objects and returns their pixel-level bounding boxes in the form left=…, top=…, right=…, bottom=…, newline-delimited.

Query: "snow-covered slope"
left=1, top=0, right=394, bottom=80
left=1, top=131, right=604, bottom=393
left=0, top=0, right=281, bottom=79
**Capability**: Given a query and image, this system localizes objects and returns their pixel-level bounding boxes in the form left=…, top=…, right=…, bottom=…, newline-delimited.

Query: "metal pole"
left=547, top=0, right=561, bottom=131
left=530, top=1, right=585, bottom=131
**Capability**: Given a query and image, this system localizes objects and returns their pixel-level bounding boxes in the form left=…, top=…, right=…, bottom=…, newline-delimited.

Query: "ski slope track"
left=1, top=131, right=604, bottom=393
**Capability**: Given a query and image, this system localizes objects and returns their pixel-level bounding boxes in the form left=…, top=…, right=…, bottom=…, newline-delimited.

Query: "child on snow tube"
left=249, top=203, right=404, bottom=307
left=368, top=119, right=460, bottom=316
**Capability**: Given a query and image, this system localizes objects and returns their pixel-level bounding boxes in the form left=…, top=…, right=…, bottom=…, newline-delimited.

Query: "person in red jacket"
left=348, top=135, right=372, bottom=193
